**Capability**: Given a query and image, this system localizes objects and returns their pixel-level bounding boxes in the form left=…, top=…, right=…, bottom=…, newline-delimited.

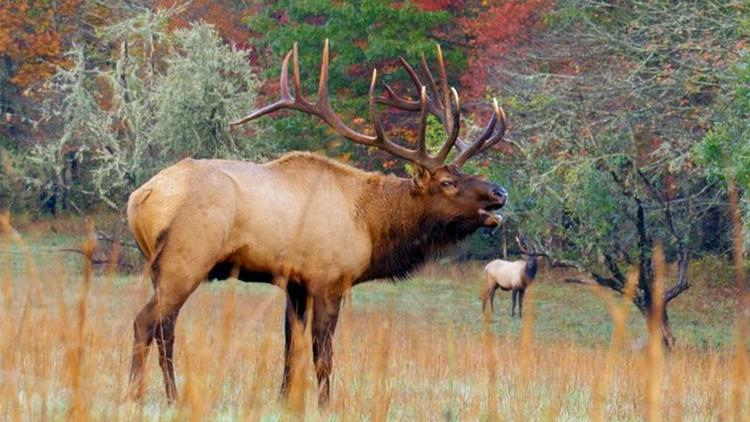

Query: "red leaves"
left=412, top=0, right=465, bottom=12
left=406, top=1, right=554, bottom=98
left=458, top=1, right=551, bottom=97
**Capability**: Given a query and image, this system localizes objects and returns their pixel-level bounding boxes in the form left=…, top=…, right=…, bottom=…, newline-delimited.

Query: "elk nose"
left=492, top=186, right=508, bottom=199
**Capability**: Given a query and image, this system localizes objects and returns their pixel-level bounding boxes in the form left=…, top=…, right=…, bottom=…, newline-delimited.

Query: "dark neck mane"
left=356, top=176, right=479, bottom=282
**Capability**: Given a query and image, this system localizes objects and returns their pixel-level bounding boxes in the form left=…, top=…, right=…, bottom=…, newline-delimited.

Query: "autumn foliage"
left=0, top=0, right=81, bottom=90
left=411, top=0, right=465, bottom=12
left=458, top=1, right=551, bottom=96
left=156, top=0, right=259, bottom=49
left=411, top=0, right=551, bottom=96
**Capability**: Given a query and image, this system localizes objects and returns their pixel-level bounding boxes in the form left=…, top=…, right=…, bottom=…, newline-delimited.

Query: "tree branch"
left=664, top=246, right=690, bottom=304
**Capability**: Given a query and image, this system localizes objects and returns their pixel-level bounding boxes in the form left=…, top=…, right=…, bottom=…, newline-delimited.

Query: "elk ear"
left=411, top=164, right=433, bottom=192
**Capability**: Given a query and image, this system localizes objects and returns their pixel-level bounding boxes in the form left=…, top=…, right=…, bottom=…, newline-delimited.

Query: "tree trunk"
left=502, top=224, right=507, bottom=259
left=660, top=306, right=676, bottom=350
left=635, top=300, right=676, bottom=351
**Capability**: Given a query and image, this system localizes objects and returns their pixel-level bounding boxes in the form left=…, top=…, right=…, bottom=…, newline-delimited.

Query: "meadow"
left=1, top=218, right=748, bottom=421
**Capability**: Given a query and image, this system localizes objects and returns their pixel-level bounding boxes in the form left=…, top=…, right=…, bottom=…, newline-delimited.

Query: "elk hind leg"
left=128, top=252, right=208, bottom=402
left=311, top=295, right=342, bottom=407
left=280, top=282, right=310, bottom=398
left=155, top=309, right=180, bottom=403
left=482, top=284, right=498, bottom=315
left=128, top=296, right=158, bottom=401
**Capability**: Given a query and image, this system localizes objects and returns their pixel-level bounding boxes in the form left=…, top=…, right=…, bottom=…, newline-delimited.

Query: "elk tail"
left=127, top=187, right=154, bottom=258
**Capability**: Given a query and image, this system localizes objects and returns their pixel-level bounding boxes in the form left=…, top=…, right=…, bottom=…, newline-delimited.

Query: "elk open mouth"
left=479, top=203, right=504, bottom=227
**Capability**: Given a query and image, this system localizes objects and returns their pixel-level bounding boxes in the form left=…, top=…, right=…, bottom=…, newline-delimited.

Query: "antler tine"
left=435, top=44, right=455, bottom=133
left=230, top=50, right=295, bottom=126
left=475, top=106, right=508, bottom=155
left=515, top=235, right=529, bottom=255
left=292, top=43, right=306, bottom=103
left=317, top=39, right=329, bottom=104
left=419, top=52, right=442, bottom=113
left=379, top=83, right=421, bottom=110
left=452, top=99, right=507, bottom=167
left=435, top=87, right=461, bottom=162
left=369, top=69, right=388, bottom=143
left=400, top=56, right=424, bottom=91
left=416, top=86, right=429, bottom=158
left=280, top=49, right=292, bottom=100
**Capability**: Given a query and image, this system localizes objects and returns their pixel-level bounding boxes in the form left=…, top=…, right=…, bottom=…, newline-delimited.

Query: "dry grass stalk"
left=210, top=273, right=237, bottom=409
left=646, top=243, right=666, bottom=422
left=590, top=267, right=638, bottom=422
left=370, top=304, right=393, bottom=422
left=728, top=177, right=749, bottom=421
left=287, top=295, right=313, bottom=415
left=0, top=212, right=21, bottom=421
left=482, top=290, right=499, bottom=422
left=68, top=222, right=96, bottom=419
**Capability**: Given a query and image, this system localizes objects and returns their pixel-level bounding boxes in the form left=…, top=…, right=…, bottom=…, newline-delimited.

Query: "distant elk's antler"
left=515, top=235, right=532, bottom=255
left=231, top=40, right=508, bottom=170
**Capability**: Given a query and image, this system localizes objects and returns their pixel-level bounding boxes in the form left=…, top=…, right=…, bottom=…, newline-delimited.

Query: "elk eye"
left=440, top=180, right=455, bottom=188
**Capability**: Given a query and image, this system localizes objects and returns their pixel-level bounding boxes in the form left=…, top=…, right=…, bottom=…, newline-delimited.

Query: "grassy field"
left=1, top=224, right=748, bottom=420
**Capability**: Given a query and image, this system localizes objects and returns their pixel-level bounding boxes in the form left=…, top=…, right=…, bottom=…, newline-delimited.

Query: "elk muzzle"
left=479, top=183, right=507, bottom=227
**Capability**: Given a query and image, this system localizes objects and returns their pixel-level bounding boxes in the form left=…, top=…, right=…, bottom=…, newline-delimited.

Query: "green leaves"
left=695, top=51, right=750, bottom=188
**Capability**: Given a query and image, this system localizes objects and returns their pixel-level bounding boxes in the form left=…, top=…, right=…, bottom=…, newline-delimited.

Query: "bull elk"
left=127, top=40, right=510, bottom=406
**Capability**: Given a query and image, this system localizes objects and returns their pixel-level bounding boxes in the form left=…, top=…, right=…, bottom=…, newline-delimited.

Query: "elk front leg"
left=511, top=289, right=518, bottom=317
left=280, top=282, right=309, bottom=398
left=311, top=295, right=342, bottom=407
left=518, top=289, right=525, bottom=318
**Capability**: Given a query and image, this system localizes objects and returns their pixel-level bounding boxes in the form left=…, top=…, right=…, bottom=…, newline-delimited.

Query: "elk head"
left=231, top=40, right=509, bottom=228
left=516, top=235, right=539, bottom=277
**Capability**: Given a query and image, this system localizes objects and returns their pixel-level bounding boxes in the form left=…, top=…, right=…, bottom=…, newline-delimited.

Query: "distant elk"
left=482, top=237, right=539, bottom=318
left=126, top=40, right=511, bottom=406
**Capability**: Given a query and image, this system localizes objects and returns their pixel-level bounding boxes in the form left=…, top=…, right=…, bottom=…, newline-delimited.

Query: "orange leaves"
left=155, top=0, right=258, bottom=49
left=0, top=0, right=81, bottom=90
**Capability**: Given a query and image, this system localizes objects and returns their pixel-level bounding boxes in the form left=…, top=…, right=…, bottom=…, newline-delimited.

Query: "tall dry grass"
left=0, top=210, right=749, bottom=420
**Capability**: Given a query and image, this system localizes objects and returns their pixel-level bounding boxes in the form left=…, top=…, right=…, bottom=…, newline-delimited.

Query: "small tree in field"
left=27, top=9, right=263, bottom=213
left=490, top=1, right=745, bottom=348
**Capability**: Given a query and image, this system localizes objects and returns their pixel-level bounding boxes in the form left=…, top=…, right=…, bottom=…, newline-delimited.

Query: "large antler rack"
left=230, top=40, right=508, bottom=171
